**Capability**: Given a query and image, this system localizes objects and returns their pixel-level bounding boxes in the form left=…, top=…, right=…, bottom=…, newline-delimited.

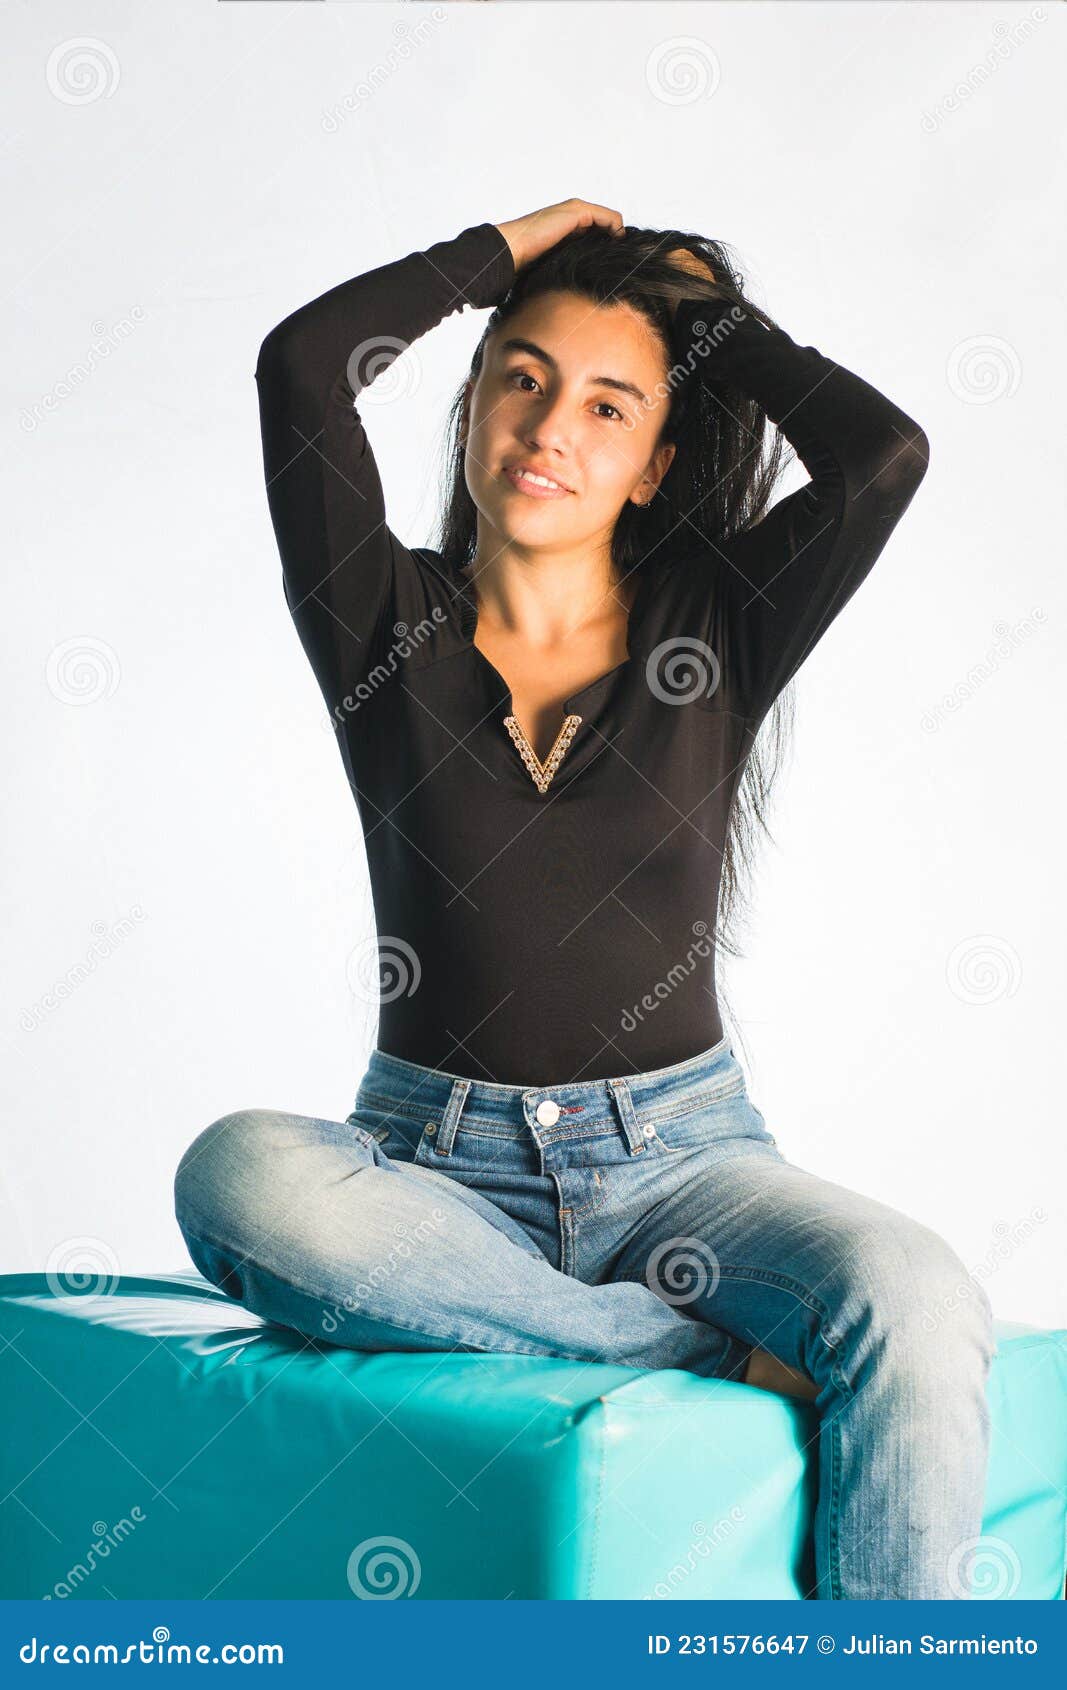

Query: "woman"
left=174, top=199, right=994, bottom=1600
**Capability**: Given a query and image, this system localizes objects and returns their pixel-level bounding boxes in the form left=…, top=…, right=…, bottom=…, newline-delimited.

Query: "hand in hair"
left=496, top=198, right=624, bottom=272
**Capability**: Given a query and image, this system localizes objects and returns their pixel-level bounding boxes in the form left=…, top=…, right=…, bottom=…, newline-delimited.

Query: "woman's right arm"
left=253, top=222, right=514, bottom=709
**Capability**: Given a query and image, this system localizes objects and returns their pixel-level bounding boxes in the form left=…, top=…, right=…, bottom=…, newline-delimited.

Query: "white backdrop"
left=4, top=1, right=1063, bottom=1328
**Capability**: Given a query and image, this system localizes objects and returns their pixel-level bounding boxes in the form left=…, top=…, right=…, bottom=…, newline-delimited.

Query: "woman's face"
left=462, top=290, right=677, bottom=558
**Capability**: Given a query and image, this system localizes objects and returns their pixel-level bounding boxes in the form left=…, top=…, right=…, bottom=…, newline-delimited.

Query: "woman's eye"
left=594, top=401, right=623, bottom=422
left=509, top=370, right=541, bottom=393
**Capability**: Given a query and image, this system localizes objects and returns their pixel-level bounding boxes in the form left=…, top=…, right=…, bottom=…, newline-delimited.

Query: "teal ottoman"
left=1, top=1272, right=1064, bottom=1600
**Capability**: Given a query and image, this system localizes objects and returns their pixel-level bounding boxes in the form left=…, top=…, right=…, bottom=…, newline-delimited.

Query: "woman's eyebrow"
left=498, top=335, right=648, bottom=404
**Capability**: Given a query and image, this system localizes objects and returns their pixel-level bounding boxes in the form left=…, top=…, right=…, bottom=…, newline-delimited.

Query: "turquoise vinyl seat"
left=1, top=1271, right=1064, bottom=1600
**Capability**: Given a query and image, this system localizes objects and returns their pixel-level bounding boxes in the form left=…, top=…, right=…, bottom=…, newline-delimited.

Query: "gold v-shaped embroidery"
left=503, top=714, right=583, bottom=794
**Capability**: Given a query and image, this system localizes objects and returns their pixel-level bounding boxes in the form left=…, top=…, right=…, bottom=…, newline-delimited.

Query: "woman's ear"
left=656, top=440, right=677, bottom=481
left=631, top=441, right=677, bottom=509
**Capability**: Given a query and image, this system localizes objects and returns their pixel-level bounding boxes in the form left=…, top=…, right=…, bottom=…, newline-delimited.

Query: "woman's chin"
left=485, top=500, right=583, bottom=543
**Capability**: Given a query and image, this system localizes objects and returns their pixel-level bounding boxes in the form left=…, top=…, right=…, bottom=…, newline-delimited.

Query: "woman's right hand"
left=496, top=198, right=624, bottom=273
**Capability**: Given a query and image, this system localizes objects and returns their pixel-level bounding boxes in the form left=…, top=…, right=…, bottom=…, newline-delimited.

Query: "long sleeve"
left=672, top=296, right=930, bottom=718
left=254, top=221, right=515, bottom=709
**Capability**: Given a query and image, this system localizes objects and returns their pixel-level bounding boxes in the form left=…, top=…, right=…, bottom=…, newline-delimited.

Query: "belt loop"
left=433, top=1076, right=471, bottom=1157
left=607, top=1077, right=646, bottom=1155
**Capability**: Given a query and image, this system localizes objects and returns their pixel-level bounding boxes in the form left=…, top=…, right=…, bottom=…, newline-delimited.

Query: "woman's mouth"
left=503, top=464, right=574, bottom=500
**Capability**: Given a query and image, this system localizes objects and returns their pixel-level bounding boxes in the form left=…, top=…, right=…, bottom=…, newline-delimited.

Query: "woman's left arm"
left=673, top=296, right=930, bottom=718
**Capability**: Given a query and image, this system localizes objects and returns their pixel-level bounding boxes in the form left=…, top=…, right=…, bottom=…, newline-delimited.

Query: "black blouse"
left=254, top=222, right=929, bottom=1086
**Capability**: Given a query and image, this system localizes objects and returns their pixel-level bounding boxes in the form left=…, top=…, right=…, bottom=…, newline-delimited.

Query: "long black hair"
left=431, top=225, right=797, bottom=1045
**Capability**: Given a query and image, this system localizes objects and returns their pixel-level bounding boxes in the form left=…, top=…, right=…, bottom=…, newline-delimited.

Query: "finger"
left=579, top=201, right=624, bottom=234
left=561, top=198, right=623, bottom=235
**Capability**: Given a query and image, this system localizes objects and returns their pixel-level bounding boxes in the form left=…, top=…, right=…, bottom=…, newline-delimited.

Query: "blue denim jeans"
left=174, top=1034, right=995, bottom=1600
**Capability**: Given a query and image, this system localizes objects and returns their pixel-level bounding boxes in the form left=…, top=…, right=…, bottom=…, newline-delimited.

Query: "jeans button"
left=535, top=1099, right=561, bottom=1127
left=643, top=1124, right=656, bottom=1138
left=424, top=1122, right=437, bottom=1135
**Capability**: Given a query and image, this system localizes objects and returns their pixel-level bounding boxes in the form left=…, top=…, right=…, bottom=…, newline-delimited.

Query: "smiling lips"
left=503, top=464, right=574, bottom=499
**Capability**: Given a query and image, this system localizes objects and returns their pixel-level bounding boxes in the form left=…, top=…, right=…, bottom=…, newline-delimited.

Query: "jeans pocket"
left=346, top=1099, right=420, bottom=1159
left=645, top=1081, right=774, bottom=1155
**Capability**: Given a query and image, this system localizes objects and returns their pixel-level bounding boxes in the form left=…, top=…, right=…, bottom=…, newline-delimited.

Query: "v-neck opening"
left=459, top=560, right=654, bottom=719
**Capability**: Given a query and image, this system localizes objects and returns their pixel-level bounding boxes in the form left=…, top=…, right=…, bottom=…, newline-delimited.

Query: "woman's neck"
left=468, top=542, right=635, bottom=649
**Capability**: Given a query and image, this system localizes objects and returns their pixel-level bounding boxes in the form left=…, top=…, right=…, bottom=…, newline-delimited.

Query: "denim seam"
left=654, top=1135, right=766, bottom=1158
left=558, top=1181, right=610, bottom=1221
left=827, top=1412, right=843, bottom=1599
left=633, top=1081, right=746, bottom=1126
left=353, top=1094, right=443, bottom=1124
left=356, top=1094, right=745, bottom=1140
